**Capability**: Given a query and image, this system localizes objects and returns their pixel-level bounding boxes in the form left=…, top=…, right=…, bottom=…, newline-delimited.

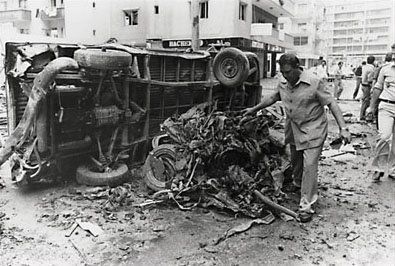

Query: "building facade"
left=0, top=0, right=65, bottom=37
left=324, top=0, right=395, bottom=67
left=1, top=0, right=295, bottom=78
left=279, top=0, right=326, bottom=69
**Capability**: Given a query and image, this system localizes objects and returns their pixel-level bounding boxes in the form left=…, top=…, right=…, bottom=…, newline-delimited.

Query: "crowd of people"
left=244, top=45, right=394, bottom=222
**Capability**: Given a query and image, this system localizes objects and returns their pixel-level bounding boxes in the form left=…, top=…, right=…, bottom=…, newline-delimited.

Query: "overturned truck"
left=1, top=42, right=262, bottom=185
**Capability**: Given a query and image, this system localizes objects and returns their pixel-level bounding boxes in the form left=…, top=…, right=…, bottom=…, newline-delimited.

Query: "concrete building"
left=1, top=0, right=295, bottom=78
left=279, top=0, right=326, bottom=69
left=0, top=0, right=65, bottom=37
left=324, top=0, right=395, bottom=67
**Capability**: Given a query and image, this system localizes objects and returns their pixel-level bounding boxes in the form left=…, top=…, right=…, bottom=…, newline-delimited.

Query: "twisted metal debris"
left=143, top=103, right=290, bottom=217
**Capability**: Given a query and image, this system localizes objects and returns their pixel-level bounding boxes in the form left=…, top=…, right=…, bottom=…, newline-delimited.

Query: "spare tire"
left=76, top=163, right=129, bottom=187
left=74, top=48, right=132, bottom=70
left=213, top=47, right=250, bottom=87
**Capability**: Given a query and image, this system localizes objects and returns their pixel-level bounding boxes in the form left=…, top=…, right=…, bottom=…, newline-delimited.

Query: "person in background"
left=368, top=53, right=393, bottom=127
left=333, top=61, right=344, bottom=100
left=353, top=62, right=364, bottom=100
left=360, top=55, right=375, bottom=121
left=243, top=53, right=351, bottom=222
left=366, top=47, right=395, bottom=182
left=316, top=60, right=329, bottom=81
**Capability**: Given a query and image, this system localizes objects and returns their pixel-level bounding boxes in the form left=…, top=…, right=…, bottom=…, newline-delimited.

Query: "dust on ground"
left=0, top=79, right=394, bottom=265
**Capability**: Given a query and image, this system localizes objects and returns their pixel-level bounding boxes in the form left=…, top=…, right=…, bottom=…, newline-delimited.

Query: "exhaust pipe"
left=0, top=57, right=79, bottom=166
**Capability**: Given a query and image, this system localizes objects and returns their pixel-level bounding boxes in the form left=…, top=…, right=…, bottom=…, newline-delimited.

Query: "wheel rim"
left=220, top=58, right=239, bottom=78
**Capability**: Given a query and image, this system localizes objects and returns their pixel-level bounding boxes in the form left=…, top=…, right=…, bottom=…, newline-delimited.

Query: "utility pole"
left=191, top=0, right=200, bottom=51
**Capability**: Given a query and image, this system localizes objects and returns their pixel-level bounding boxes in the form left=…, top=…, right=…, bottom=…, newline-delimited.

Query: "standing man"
left=353, top=62, right=363, bottom=100
left=333, top=62, right=344, bottom=100
left=369, top=53, right=393, bottom=127
left=366, top=48, right=395, bottom=181
left=243, top=53, right=351, bottom=222
left=360, top=55, right=375, bottom=121
left=313, top=60, right=329, bottom=82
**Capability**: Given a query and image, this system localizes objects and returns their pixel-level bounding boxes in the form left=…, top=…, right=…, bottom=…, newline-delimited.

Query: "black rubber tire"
left=143, top=144, right=176, bottom=192
left=76, top=163, right=129, bottom=187
left=74, top=48, right=132, bottom=70
left=213, top=47, right=250, bottom=87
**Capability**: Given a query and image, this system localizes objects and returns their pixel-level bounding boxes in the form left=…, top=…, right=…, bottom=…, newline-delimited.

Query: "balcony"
left=0, top=9, right=31, bottom=23
left=40, top=7, right=64, bottom=20
left=252, top=0, right=294, bottom=17
left=251, top=23, right=294, bottom=49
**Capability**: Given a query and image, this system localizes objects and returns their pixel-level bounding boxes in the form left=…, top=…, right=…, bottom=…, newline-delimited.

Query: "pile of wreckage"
left=142, top=102, right=295, bottom=219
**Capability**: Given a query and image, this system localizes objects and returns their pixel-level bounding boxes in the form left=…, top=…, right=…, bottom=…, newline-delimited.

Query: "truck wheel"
left=74, top=48, right=132, bottom=70
left=76, top=163, right=129, bottom=187
left=213, top=47, right=250, bottom=87
left=143, top=144, right=176, bottom=191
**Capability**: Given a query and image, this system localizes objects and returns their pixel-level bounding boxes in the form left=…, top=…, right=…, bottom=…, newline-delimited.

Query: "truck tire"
left=213, top=47, right=250, bottom=87
left=143, top=144, right=176, bottom=192
left=76, top=163, right=129, bottom=187
left=74, top=48, right=132, bottom=70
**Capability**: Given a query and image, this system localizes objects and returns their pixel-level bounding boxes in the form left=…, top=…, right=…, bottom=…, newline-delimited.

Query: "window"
left=154, top=5, right=159, bottom=14
left=18, top=0, right=26, bottom=8
left=51, top=0, right=56, bottom=8
left=124, top=10, right=138, bottom=26
left=93, top=29, right=96, bottom=36
left=278, top=23, right=284, bottom=30
left=239, top=2, right=247, bottom=21
left=93, top=1, right=95, bottom=8
left=294, top=36, right=308, bottom=46
left=200, top=1, right=208, bottom=19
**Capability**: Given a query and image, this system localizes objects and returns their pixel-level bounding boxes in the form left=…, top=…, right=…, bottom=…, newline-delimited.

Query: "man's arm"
left=244, top=91, right=280, bottom=115
left=327, top=101, right=352, bottom=143
left=367, top=68, right=385, bottom=113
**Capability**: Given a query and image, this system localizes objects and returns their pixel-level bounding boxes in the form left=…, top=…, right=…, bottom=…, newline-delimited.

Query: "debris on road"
left=212, top=212, right=275, bottom=245
left=65, top=219, right=103, bottom=237
left=143, top=103, right=292, bottom=218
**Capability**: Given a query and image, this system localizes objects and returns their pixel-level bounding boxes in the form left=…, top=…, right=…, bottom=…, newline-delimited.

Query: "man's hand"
left=242, top=107, right=256, bottom=116
left=340, top=127, right=352, bottom=144
left=366, top=106, right=374, bottom=115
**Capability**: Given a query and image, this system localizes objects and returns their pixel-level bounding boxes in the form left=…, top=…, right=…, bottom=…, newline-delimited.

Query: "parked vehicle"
left=0, top=41, right=262, bottom=185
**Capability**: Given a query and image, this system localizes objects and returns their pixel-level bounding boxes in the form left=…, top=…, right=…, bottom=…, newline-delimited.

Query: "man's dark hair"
left=338, top=61, right=342, bottom=66
left=362, top=61, right=366, bottom=65
left=384, top=52, right=392, bottom=62
left=391, top=43, right=395, bottom=49
left=367, top=55, right=375, bottom=64
left=278, top=53, right=300, bottom=68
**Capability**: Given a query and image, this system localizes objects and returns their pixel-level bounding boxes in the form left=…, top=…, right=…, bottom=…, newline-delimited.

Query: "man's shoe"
left=298, top=212, right=313, bottom=223
left=372, top=171, right=384, bottom=182
left=388, top=174, right=395, bottom=180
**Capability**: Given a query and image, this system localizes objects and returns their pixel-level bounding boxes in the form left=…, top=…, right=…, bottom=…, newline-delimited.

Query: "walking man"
left=243, top=53, right=351, bottom=222
left=366, top=48, right=395, bottom=181
left=360, top=55, right=375, bottom=121
left=353, top=62, right=363, bottom=100
left=334, top=62, right=344, bottom=100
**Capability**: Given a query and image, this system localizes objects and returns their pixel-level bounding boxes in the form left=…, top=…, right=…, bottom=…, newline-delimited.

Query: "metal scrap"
left=212, top=212, right=275, bottom=245
left=144, top=103, right=291, bottom=218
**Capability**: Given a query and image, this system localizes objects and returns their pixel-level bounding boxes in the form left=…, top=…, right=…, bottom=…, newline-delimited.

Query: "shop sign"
left=251, top=40, right=264, bottom=49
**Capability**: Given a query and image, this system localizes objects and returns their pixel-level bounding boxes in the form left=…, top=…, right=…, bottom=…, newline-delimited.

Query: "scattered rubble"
left=143, top=102, right=291, bottom=218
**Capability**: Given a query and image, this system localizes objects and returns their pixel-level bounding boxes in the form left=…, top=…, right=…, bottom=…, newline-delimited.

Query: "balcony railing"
left=40, top=7, right=64, bottom=20
left=251, top=23, right=294, bottom=49
left=0, top=9, right=31, bottom=23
